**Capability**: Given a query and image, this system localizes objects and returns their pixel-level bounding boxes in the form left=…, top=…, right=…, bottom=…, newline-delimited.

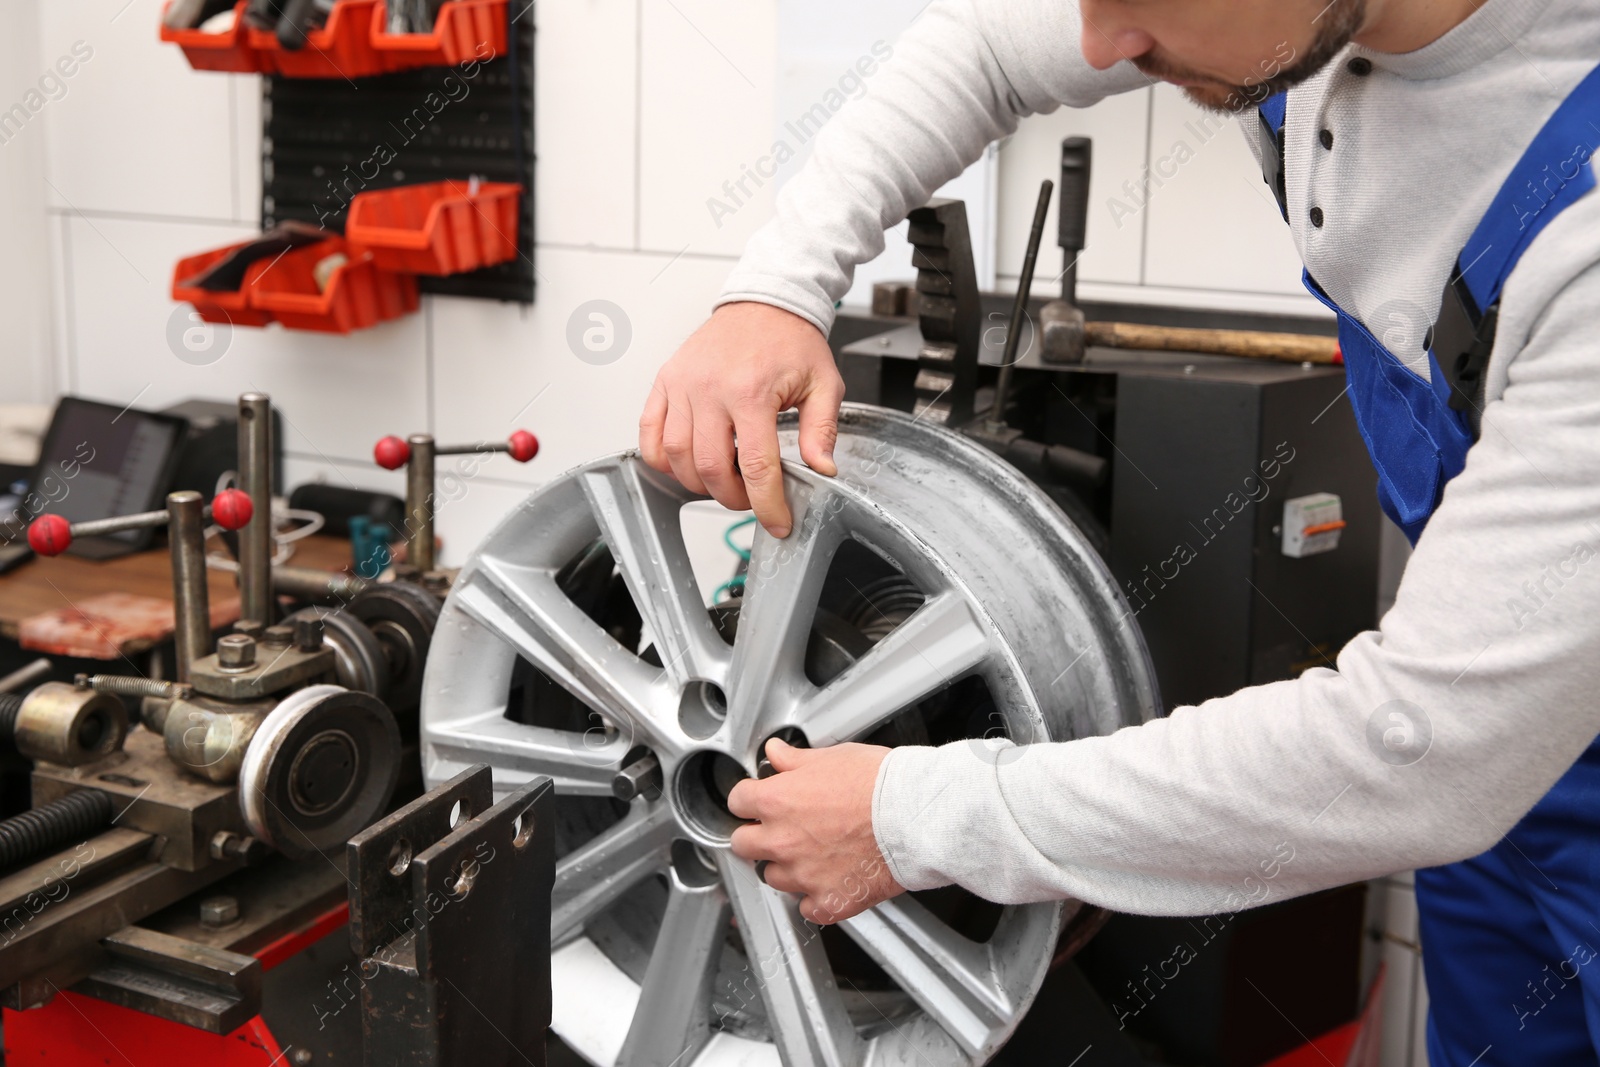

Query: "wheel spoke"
left=616, top=873, right=731, bottom=1067
left=429, top=714, right=629, bottom=798
left=796, top=592, right=993, bottom=746
left=459, top=557, right=685, bottom=755
left=582, top=463, right=730, bottom=688
left=724, top=480, right=844, bottom=758
left=552, top=803, right=676, bottom=947
left=715, top=852, right=863, bottom=1067
left=839, top=895, right=1015, bottom=1057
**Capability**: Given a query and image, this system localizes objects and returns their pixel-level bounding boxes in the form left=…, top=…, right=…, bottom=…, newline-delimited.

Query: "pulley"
left=240, top=684, right=401, bottom=860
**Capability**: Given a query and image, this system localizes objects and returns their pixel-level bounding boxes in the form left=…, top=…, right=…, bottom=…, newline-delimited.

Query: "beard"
left=1133, top=0, right=1368, bottom=114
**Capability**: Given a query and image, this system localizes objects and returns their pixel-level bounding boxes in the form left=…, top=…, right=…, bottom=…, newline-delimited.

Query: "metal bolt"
left=262, top=624, right=295, bottom=648
left=612, top=752, right=662, bottom=802
left=420, top=572, right=452, bottom=595
left=292, top=615, right=325, bottom=653
left=211, top=831, right=270, bottom=865
left=199, top=895, right=240, bottom=928
left=232, top=619, right=265, bottom=640
left=216, top=634, right=257, bottom=670
left=210, top=831, right=239, bottom=860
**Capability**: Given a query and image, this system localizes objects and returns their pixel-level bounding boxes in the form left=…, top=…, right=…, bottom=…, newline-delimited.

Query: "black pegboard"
left=261, top=6, right=534, bottom=303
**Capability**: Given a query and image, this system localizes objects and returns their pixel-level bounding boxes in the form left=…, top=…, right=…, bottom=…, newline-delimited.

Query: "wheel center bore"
left=671, top=749, right=749, bottom=845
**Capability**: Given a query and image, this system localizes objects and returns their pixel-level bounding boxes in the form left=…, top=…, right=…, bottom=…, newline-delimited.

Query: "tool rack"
left=163, top=0, right=535, bottom=333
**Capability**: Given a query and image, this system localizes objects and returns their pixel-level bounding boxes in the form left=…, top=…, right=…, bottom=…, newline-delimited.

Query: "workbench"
left=0, top=535, right=352, bottom=660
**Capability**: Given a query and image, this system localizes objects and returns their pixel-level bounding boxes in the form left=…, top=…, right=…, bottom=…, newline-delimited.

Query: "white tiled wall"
left=6, top=0, right=1329, bottom=564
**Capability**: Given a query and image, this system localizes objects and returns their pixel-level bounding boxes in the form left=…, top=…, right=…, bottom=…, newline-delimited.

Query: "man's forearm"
left=872, top=232, right=1600, bottom=916
left=719, top=0, right=1147, bottom=334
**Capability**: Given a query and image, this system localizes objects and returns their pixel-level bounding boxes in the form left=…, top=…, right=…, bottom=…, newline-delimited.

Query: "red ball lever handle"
left=373, top=432, right=539, bottom=467
left=26, top=514, right=72, bottom=557
left=28, top=489, right=255, bottom=558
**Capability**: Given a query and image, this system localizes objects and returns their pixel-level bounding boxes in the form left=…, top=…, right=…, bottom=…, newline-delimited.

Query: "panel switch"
left=1282, top=493, right=1346, bottom=557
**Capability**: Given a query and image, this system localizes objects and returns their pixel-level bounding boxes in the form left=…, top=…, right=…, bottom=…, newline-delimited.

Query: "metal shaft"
left=991, top=179, right=1054, bottom=430
left=65, top=509, right=169, bottom=539
left=436, top=441, right=509, bottom=457
left=0, top=791, right=113, bottom=871
left=406, top=433, right=436, bottom=574
left=272, top=565, right=372, bottom=604
left=0, top=659, right=51, bottom=696
left=166, top=491, right=210, bottom=684
left=239, top=393, right=274, bottom=626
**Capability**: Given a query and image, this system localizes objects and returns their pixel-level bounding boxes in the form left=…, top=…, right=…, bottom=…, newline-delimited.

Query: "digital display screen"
left=16, top=398, right=186, bottom=556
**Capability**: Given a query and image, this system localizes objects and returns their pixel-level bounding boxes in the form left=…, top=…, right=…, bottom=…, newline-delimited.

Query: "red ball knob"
left=374, top=435, right=411, bottom=470
left=27, top=514, right=72, bottom=557
left=211, top=489, right=254, bottom=531
left=507, top=430, right=539, bottom=464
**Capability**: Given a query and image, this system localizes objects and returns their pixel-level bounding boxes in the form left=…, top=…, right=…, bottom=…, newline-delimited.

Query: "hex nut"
left=210, top=832, right=271, bottom=865
left=232, top=619, right=265, bottom=640
left=199, top=895, right=241, bottom=928
left=216, top=634, right=257, bottom=670
left=261, top=624, right=295, bottom=648
left=292, top=615, right=325, bottom=653
left=209, top=831, right=239, bottom=860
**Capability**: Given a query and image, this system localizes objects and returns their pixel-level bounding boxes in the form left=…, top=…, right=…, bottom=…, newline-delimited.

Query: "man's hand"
left=639, top=302, right=845, bottom=538
left=727, top=739, right=904, bottom=924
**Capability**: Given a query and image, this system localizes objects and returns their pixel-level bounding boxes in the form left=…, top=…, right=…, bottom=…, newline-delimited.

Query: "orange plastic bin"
left=159, top=1, right=262, bottom=73
left=163, top=0, right=510, bottom=77
left=347, top=180, right=522, bottom=275
left=246, top=237, right=418, bottom=333
left=373, top=0, right=510, bottom=71
left=245, top=0, right=386, bottom=78
left=171, top=241, right=276, bottom=327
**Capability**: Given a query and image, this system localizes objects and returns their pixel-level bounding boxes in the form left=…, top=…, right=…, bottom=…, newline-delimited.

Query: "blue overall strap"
left=1257, top=92, right=1289, bottom=221
left=1431, top=60, right=1600, bottom=423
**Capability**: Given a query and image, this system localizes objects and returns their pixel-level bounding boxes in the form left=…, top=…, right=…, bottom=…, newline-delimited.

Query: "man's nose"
left=1077, top=0, right=1157, bottom=70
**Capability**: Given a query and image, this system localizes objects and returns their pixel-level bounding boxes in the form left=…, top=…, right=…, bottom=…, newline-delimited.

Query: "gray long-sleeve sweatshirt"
left=719, top=0, right=1600, bottom=916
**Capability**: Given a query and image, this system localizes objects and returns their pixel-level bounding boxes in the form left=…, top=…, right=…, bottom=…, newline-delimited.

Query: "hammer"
left=1039, top=138, right=1092, bottom=366
left=1038, top=137, right=1341, bottom=367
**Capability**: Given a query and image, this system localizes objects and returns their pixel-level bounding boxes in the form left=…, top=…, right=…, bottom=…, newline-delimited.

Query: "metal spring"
left=0, top=791, right=113, bottom=871
left=0, top=693, right=20, bottom=746
left=75, top=675, right=191, bottom=700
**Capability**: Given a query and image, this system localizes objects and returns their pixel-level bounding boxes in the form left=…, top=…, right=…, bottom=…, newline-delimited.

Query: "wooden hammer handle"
left=1084, top=321, right=1340, bottom=364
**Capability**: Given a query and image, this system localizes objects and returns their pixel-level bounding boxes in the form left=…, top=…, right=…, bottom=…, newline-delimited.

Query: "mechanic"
left=637, top=0, right=1600, bottom=1062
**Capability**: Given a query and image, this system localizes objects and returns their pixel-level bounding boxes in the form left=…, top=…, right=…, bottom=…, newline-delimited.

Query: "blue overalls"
left=1260, top=64, right=1600, bottom=1065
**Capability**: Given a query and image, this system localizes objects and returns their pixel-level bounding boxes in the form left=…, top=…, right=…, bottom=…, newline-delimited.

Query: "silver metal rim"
left=420, top=403, right=1159, bottom=1067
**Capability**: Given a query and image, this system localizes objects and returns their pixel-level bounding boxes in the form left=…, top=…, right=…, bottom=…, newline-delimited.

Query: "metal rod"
left=166, top=491, right=210, bottom=684
left=271, top=565, right=372, bottom=604
left=406, top=434, right=436, bottom=574
left=238, top=393, right=274, bottom=626
left=435, top=441, right=509, bottom=457
left=66, top=509, right=170, bottom=539
left=991, top=180, right=1054, bottom=431
left=0, top=660, right=52, bottom=696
